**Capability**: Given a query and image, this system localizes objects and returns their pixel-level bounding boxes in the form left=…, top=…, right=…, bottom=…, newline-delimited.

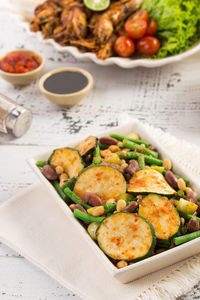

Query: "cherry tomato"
left=16, top=61, right=24, bottom=67
left=0, top=51, right=40, bottom=73
left=128, top=10, right=149, bottom=22
left=0, top=61, right=14, bottom=73
left=114, top=36, right=135, bottom=57
left=146, top=19, right=157, bottom=36
left=125, top=19, right=147, bottom=40
left=136, top=36, right=160, bottom=55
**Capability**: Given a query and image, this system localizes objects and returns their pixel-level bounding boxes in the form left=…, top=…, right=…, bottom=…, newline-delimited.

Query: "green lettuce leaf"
left=142, top=0, right=200, bottom=58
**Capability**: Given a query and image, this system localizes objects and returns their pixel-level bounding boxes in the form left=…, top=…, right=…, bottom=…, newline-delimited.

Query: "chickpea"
left=59, top=173, right=69, bottom=187
left=106, top=198, right=116, bottom=203
left=116, top=260, right=128, bottom=268
left=60, top=173, right=69, bottom=181
left=100, top=149, right=112, bottom=158
left=121, top=162, right=128, bottom=170
left=185, top=187, right=192, bottom=194
left=55, top=165, right=64, bottom=175
left=109, top=145, right=120, bottom=153
left=163, top=158, right=172, bottom=170
left=177, top=178, right=186, bottom=191
left=116, top=199, right=126, bottom=212
left=69, top=204, right=76, bottom=211
left=117, top=141, right=123, bottom=146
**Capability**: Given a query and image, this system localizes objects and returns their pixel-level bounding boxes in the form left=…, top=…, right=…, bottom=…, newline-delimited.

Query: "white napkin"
left=1, top=122, right=200, bottom=300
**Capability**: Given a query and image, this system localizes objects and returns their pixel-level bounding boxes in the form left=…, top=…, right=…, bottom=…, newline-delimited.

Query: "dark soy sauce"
left=44, top=71, right=89, bottom=94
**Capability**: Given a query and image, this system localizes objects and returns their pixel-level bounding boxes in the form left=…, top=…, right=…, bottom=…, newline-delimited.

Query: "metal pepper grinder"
left=0, top=93, right=32, bottom=138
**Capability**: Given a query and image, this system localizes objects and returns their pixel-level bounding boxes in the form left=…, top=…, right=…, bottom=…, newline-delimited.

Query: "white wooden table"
left=1, top=5, right=200, bottom=299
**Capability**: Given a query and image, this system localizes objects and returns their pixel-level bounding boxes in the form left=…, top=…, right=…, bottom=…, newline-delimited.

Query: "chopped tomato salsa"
left=0, top=51, right=40, bottom=74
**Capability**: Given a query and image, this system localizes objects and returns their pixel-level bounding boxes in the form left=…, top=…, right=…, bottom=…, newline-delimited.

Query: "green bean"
left=61, top=177, right=76, bottom=191
left=179, top=212, right=200, bottom=223
left=122, top=139, right=158, bottom=158
left=138, top=154, right=162, bottom=166
left=93, top=145, right=101, bottom=164
left=138, top=154, right=145, bottom=170
left=74, top=209, right=105, bottom=223
left=118, top=152, right=163, bottom=166
left=104, top=201, right=137, bottom=213
left=174, top=230, right=200, bottom=246
left=52, top=180, right=68, bottom=202
left=177, top=190, right=184, bottom=198
left=104, top=203, right=116, bottom=214
left=109, top=134, right=150, bottom=147
left=36, top=160, right=48, bottom=167
left=99, top=143, right=109, bottom=150
left=118, top=151, right=139, bottom=160
left=64, top=187, right=91, bottom=210
left=106, top=212, right=113, bottom=217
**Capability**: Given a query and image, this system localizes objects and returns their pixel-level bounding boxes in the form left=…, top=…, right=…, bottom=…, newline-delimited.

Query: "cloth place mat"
left=1, top=121, right=200, bottom=300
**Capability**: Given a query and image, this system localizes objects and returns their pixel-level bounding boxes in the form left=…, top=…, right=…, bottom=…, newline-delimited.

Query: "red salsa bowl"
left=0, top=49, right=45, bottom=85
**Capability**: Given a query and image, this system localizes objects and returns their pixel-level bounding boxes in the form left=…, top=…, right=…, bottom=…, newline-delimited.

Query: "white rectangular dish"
left=28, top=119, right=200, bottom=283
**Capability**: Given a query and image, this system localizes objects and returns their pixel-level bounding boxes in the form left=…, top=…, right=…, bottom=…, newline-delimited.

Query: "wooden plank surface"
left=0, top=3, right=200, bottom=299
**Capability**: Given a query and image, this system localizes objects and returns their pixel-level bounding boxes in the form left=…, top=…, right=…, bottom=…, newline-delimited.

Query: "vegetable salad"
left=142, top=0, right=200, bottom=58
left=36, top=132, right=200, bottom=269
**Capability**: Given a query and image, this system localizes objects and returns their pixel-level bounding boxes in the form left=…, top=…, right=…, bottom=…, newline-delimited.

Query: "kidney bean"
left=188, top=218, right=200, bottom=233
left=148, top=145, right=158, bottom=152
left=186, top=191, right=198, bottom=203
left=186, top=191, right=200, bottom=215
left=122, top=201, right=138, bottom=213
left=71, top=204, right=87, bottom=213
left=99, top=136, right=118, bottom=145
left=42, top=164, right=58, bottom=181
left=165, top=171, right=178, bottom=189
left=126, top=160, right=140, bottom=176
left=82, top=193, right=102, bottom=206
left=124, top=173, right=131, bottom=181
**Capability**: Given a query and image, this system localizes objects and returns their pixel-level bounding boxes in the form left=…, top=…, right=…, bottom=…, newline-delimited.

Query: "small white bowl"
left=39, top=67, right=93, bottom=107
left=0, top=49, right=45, bottom=86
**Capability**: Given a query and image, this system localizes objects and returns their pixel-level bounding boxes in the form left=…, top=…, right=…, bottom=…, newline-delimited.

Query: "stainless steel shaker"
left=0, top=93, right=32, bottom=137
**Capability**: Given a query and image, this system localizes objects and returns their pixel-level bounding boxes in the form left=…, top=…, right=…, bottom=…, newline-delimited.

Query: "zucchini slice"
left=49, top=148, right=84, bottom=178
left=73, top=165, right=126, bottom=202
left=139, top=194, right=181, bottom=244
left=76, top=136, right=97, bottom=157
left=97, top=213, right=156, bottom=262
left=128, top=169, right=176, bottom=196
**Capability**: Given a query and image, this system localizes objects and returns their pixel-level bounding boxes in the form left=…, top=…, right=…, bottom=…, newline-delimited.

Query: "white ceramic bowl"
left=11, top=14, right=200, bottom=69
left=28, top=119, right=200, bottom=283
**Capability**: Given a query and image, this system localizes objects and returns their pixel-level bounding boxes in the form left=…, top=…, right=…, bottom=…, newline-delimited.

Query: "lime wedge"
left=84, top=0, right=110, bottom=11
